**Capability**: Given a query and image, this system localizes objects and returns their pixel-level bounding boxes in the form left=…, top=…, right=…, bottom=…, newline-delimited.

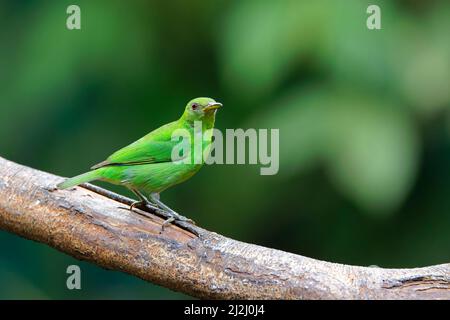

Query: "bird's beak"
left=203, top=101, right=223, bottom=112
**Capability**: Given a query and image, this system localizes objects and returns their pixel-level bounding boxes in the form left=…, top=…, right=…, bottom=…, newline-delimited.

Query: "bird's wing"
left=91, top=121, right=186, bottom=169
left=91, top=140, right=178, bottom=169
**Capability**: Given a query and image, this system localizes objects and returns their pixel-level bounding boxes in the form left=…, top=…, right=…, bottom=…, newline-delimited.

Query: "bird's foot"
left=161, top=217, right=175, bottom=231
left=129, top=200, right=158, bottom=212
left=160, top=210, right=195, bottom=231
left=130, top=200, right=144, bottom=211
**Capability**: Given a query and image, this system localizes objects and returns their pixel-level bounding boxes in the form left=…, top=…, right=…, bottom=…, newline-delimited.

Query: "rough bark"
left=0, top=156, right=449, bottom=299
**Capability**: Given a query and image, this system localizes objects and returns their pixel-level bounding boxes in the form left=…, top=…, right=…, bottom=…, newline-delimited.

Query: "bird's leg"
left=149, top=193, right=195, bottom=229
left=149, top=193, right=192, bottom=220
left=130, top=189, right=158, bottom=212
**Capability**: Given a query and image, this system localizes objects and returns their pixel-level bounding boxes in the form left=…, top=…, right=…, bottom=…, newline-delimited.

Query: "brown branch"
left=0, top=156, right=449, bottom=299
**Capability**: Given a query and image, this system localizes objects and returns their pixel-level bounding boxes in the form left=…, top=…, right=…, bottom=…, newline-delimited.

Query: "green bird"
left=58, top=97, right=223, bottom=227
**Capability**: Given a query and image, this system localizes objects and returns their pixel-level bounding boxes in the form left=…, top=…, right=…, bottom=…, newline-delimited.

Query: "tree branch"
left=0, top=156, right=449, bottom=299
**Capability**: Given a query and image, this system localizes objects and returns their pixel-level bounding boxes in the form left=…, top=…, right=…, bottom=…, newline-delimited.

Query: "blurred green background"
left=1, top=0, right=449, bottom=299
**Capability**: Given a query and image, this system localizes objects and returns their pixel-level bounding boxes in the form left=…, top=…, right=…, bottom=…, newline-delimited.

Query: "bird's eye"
left=192, top=103, right=198, bottom=110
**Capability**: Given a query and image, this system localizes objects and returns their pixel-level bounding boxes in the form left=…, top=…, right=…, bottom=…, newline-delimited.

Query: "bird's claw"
left=160, top=212, right=195, bottom=232
left=161, top=217, right=175, bottom=231
left=130, top=200, right=159, bottom=212
left=129, top=200, right=147, bottom=211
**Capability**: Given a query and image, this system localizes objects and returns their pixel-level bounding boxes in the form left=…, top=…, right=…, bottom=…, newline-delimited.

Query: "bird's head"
left=182, top=97, right=222, bottom=123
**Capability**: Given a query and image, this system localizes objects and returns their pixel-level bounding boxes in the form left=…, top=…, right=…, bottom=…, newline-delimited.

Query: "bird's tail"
left=57, top=169, right=102, bottom=189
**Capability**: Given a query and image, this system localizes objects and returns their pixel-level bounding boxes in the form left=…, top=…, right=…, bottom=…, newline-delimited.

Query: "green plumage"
left=58, top=97, right=222, bottom=197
